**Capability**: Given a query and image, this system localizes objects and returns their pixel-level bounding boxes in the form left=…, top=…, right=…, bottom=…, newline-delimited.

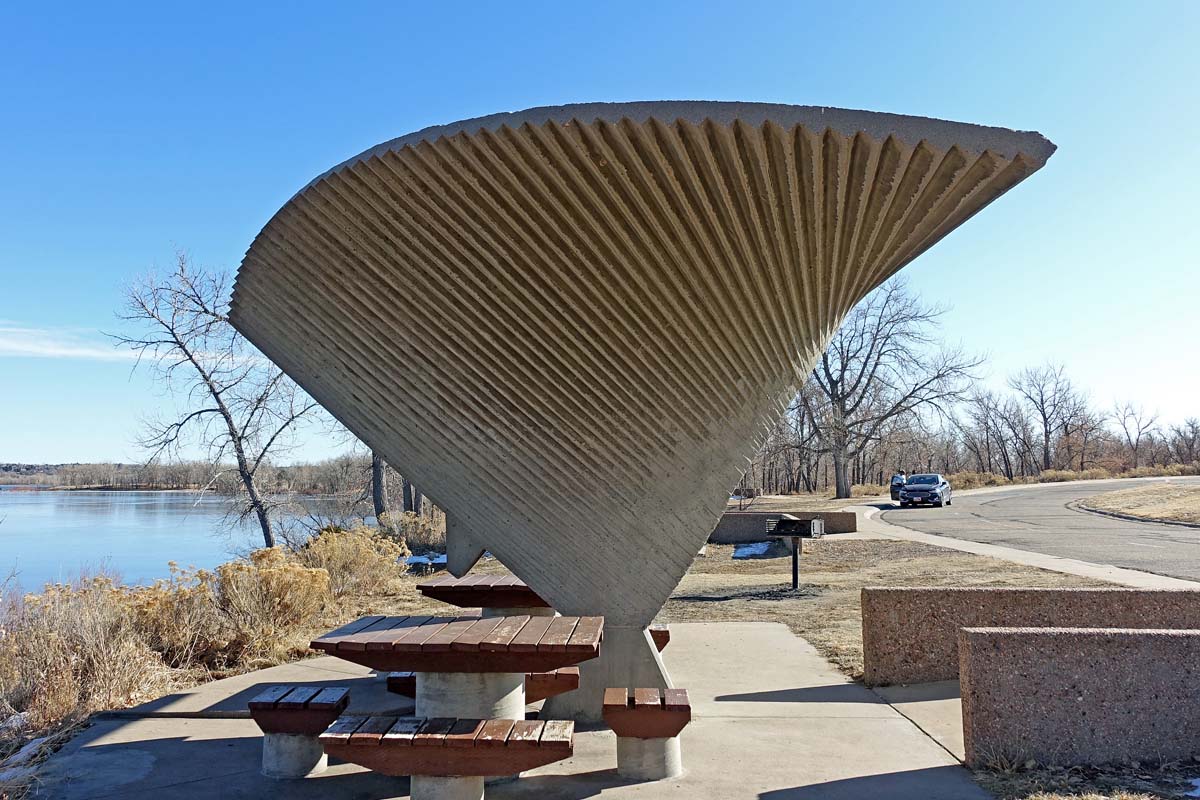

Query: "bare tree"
left=799, top=280, right=982, bottom=498
left=113, top=254, right=318, bottom=548
left=1113, top=401, right=1158, bottom=470
left=1169, top=419, right=1200, bottom=465
left=1009, top=364, right=1073, bottom=471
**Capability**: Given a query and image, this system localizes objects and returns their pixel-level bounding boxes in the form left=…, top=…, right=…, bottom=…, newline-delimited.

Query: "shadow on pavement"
left=715, top=684, right=880, bottom=704
left=758, top=766, right=987, bottom=799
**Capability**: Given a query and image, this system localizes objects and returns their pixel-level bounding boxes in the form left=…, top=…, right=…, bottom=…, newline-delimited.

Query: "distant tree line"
left=744, top=282, right=1197, bottom=498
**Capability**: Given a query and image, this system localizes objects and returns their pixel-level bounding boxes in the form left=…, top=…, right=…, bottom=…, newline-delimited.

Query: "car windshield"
left=906, top=474, right=938, bottom=485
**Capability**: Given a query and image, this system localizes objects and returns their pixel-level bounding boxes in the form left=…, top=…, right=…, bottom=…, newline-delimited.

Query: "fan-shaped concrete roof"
left=230, top=101, right=1054, bottom=634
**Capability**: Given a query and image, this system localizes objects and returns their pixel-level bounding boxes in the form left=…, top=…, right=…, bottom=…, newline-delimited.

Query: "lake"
left=0, top=488, right=276, bottom=591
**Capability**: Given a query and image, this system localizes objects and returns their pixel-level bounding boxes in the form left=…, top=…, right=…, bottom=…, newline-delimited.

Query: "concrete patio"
left=39, top=622, right=984, bottom=799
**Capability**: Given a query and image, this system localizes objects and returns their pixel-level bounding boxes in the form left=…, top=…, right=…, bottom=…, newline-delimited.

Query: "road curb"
left=1067, top=500, right=1200, bottom=530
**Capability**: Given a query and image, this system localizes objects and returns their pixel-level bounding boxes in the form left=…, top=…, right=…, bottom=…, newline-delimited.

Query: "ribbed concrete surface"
left=230, top=101, right=1054, bottom=627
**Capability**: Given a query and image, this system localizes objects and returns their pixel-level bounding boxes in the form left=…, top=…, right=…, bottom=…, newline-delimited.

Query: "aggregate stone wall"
left=707, top=511, right=857, bottom=543
left=861, top=587, right=1200, bottom=686
left=960, top=626, right=1200, bottom=767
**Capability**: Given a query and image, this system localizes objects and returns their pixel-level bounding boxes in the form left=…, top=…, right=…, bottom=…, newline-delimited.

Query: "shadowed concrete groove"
left=228, top=101, right=1054, bottom=712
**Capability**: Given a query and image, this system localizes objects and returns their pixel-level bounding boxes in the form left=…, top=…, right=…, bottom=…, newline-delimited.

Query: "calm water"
left=0, top=488, right=264, bottom=591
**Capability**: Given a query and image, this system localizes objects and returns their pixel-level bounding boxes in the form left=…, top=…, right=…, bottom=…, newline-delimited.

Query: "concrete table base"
left=543, top=626, right=668, bottom=722
left=411, top=775, right=484, bottom=800
left=261, top=732, right=327, bottom=779
left=616, top=736, right=683, bottom=781
left=414, top=671, right=525, bottom=719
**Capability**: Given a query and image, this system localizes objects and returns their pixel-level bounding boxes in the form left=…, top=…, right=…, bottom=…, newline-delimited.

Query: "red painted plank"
left=422, top=619, right=481, bottom=652
left=475, top=718, right=514, bottom=747
left=276, top=686, right=321, bottom=708
left=445, top=718, right=485, bottom=748
left=307, top=686, right=350, bottom=710
left=248, top=685, right=294, bottom=709
left=565, top=616, right=604, bottom=653
left=634, top=688, right=661, bottom=708
left=539, top=719, right=573, bottom=749
left=509, top=617, right=555, bottom=652
left=479, top=615, right=530, bottom=651
left=311, top=615, right=385, bottom=647
left=663, top=688, right=690, bottom=712
left=449, top=617, right=504, bottom=651
left=507, top=720, right=543, bottom=747
left=320, top=715, right=366, bottom=743
left=381, top=717, right=424, bottom=745
left=536, top=617, right=579, bottom=652
left=349, top=716, right=398, bottom=745
left=365, top=615, right=433, bottom=651
left=413, top=717, right=456, bottom=746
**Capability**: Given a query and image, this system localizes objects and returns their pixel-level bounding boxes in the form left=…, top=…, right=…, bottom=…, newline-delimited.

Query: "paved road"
left=879, top=477, right=1200, bottom=582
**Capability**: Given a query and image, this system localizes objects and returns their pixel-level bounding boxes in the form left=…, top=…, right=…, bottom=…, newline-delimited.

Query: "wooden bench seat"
left=248, top=684, right=350, bottom=735
left=386, top=667, right=580, bottom=703
left=319, top=715, right=573, bottom=776
left=525, top=667, right=580, bottom=703
left=602, top=687, right=691, bottom=739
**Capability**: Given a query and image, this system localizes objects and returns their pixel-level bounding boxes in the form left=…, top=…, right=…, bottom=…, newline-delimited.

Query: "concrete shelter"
left=229, top=101, right=1055, bottom=718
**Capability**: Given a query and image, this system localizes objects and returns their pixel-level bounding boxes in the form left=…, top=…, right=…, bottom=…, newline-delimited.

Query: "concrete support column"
left=414, top=671, right=525, bottom=719
left=260, top=732, right=327, bottom=779
left=410, top=775, right=484, bottom=800
left=481, top=606, right=556, bottom=618
left=616, top=736, right=683, bottom=780
left=542, top=626, right=669, bottom=722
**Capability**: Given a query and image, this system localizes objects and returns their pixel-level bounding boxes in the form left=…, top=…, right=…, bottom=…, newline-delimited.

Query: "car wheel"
left=935, top=498, right=944, bottom=507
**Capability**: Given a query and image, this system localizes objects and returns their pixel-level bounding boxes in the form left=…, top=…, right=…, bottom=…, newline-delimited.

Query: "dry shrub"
left=126, top=563, right=223, bottom=668
left=0, top=577, right=174, bottom=731
left=389, top=511, right=446, bottom=553
left=1039, top=468, right=1112, bottom=483
left=296, top=526, right=407, bottom=598
left=213, top=548, right=330, bottom=665
left=850, top=483, right=887, bottom=497
left=948, top=471, right=1017, bottom=490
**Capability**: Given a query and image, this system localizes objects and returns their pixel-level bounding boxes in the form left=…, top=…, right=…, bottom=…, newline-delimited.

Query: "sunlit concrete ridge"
left=228, top=101, right=1055, bottom=716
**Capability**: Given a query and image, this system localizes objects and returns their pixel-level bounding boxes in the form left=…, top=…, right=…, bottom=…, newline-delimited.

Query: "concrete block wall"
left=960, top=626, right=1200, bottom=767
left=861, top=587, right=1200, bottom=686
left=708, top=511, right=856, bottom=544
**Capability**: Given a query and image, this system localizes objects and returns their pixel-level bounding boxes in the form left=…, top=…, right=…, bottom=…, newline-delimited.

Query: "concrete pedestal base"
left=542, top=626, right=670, bottom=722
left=415, top=671, right=525, bottom=719
left=410, top=775, right=484, bottom=800
left=482, top=606, right=556, bottom=618
left=616, top=735, right=683, bottom=780
left=261, top=732, right=327, bottom=779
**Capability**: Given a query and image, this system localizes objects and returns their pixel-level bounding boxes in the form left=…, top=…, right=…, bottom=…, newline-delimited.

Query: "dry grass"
left=656, top=538, right=1108, bottom=680
left=1080, top=482, right=1200, bottom=525
left=974, top=757, right=1200, bottom=799
left=727, top=493, right=868, bottom=513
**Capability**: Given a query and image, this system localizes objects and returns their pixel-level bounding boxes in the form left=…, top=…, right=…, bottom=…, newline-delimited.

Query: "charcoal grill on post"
left=765, top=515, right=825, bottom=590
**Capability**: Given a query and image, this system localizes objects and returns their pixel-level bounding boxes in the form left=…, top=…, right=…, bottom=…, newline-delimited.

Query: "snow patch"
left=733, top=542, right=772, bottom=559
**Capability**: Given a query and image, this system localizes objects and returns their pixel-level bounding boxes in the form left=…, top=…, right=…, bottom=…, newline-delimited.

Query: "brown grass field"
left=1080, top=481, right=1200, bottom=525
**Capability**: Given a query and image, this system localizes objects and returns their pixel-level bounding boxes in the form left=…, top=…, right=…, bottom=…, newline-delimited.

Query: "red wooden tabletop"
left=311, top=614, right=602, bottom=673
left=417, top=574, right=551, bottom=609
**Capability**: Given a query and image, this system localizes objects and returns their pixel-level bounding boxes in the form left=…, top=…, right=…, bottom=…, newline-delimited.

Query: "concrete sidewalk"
left=847, top=503, right=1200, bottom=589
left=38, top=622, right=987, bottom=799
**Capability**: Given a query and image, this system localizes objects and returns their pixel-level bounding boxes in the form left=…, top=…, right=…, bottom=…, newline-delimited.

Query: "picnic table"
left=311, top=613, right=603, bottom=797
left=311, top=614, right=602, bottom=716
left=417, top=574, right=553, bottom=617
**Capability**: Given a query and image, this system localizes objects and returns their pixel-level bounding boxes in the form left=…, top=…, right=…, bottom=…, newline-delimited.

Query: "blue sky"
left=1, top=1, right=1197, bottom=464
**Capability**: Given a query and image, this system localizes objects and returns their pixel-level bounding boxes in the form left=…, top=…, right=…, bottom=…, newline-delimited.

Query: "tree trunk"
left=371, top=452, right=389, bottom=524
left=239, top=467, right=273, bottom=548
left=832, top=451, right=852, bottom=499
left=403, top=478, right=416, bottom=513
